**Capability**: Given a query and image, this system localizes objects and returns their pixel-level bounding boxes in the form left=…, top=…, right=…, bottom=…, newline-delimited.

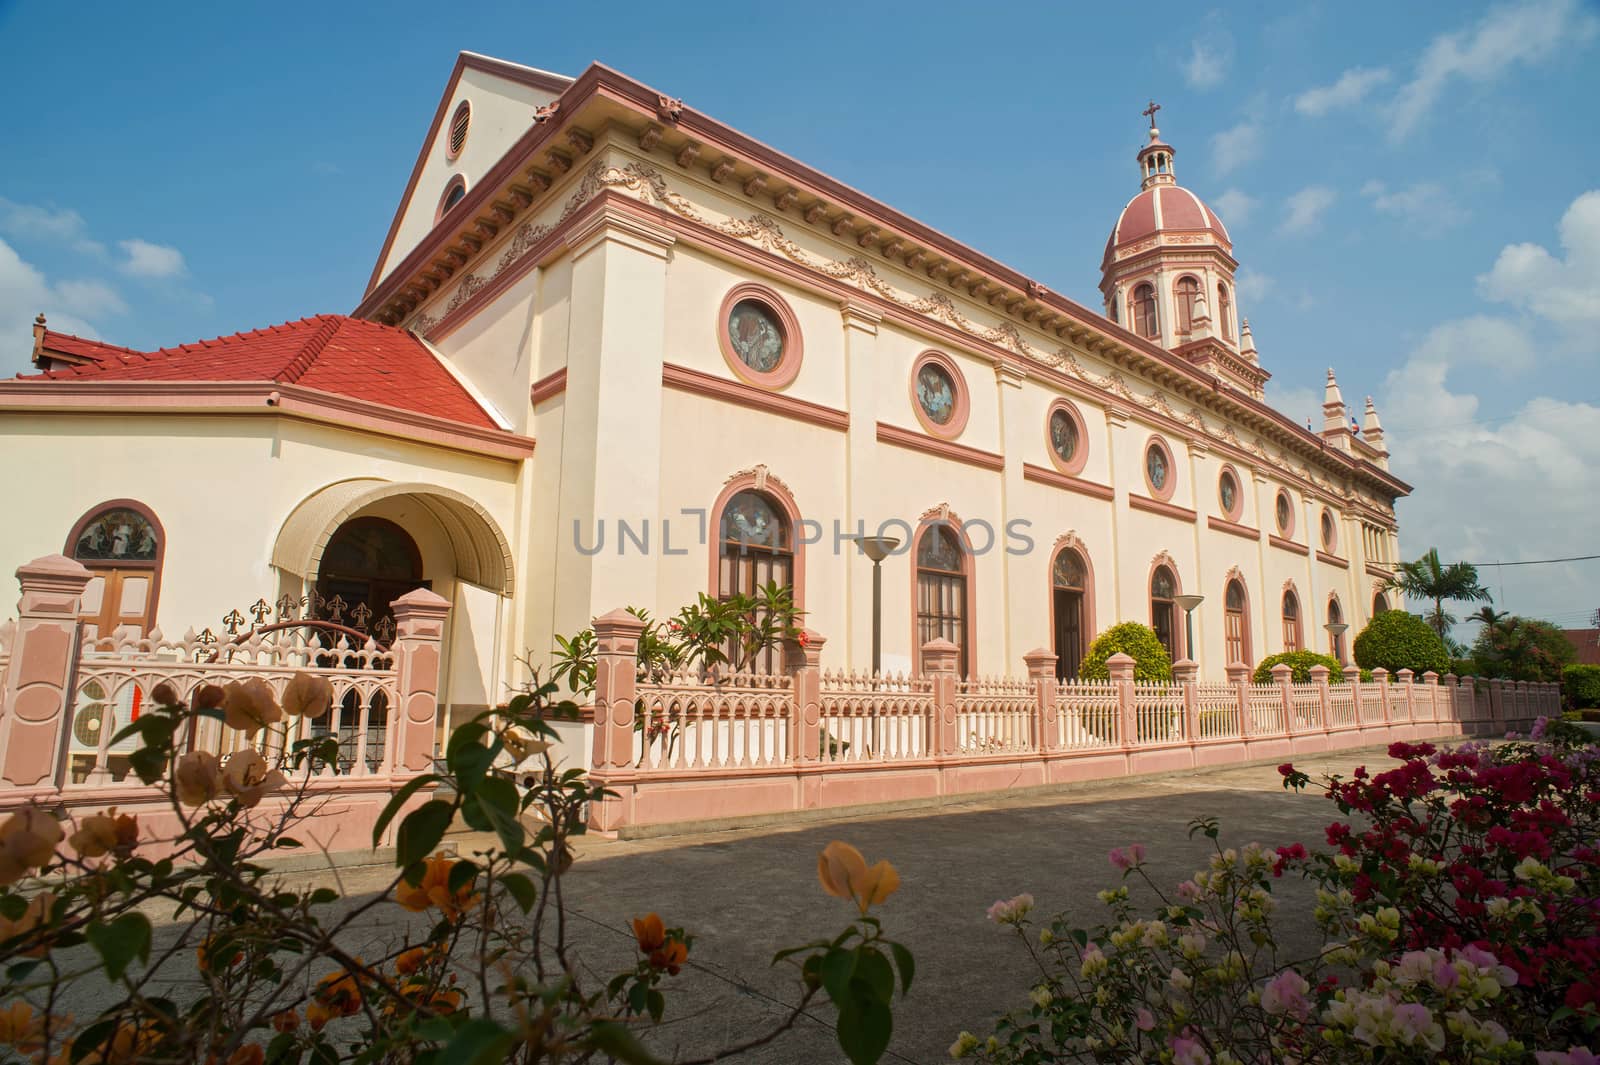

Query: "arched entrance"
left=314, top=516, right=430, bottom=640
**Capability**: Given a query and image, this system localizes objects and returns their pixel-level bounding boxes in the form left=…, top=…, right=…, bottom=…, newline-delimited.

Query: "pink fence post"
left=1371, top=668, right=1391, bottom=723
left=1107, top=652, right=1135, bottom=747
left=1270, top=662, right=1294, bottom=735
left=1228, top=662, right=1252, bottom=738
left=1441, top=673, right=1458, bottom=725
left=787, top=629, right=826, bottom=763
left=923, top=639, right=960, bottom=756
left=1172, top=658, right=1199, bottom=743
left=1397, top=668, right=1415, bottom=722
left=1422, top=671, right=1440, bottom=724
left=1309, top=664, right=1332, bottom=733
left=588, top=609, right=645, bottom=832
left=0, top=555, right=91, bottom=789
left=1488, top=678, right=1505, bottom=729
left=390, top=588, right=451, bottom=775
left=1023, top=648, right=1058, bottom=751
left=1343, top=665, right=1362, bottom=728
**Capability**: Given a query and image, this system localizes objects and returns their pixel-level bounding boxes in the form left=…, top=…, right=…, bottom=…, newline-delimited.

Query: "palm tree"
left=1387, top=548, right=1493, bottom=641
left=1467, top=606, right=1509, bottom=629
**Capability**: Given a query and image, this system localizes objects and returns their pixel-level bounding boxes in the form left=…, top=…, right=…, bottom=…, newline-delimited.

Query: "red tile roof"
left=23, top=315, right=498, bottom=430
left=1563, top=629, right=1600, bottom=667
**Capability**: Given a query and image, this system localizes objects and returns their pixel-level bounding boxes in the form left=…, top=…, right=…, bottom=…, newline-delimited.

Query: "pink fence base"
left=587, top=614, right=1561, bottom=834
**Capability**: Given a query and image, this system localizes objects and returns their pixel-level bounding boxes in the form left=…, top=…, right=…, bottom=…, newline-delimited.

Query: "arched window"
left=1282, top=589, right=1302, bottom=652
left=1373, top=591, right=1390, bottom=615
left=1217, top=283, right=1232, bottom=340
left=1131, top=283, right=1158, bottom=339
left=1224, top=578, right=1250, bottom=666
left=717, top=489, right=796, bottom=674
left=916, top=523, right=969, bottom=678
left=1151, top=564, right=1179, bottom=661
left=316, top=516, right=426, bottom=638
left=67, top=500, right=165, bottom=640
left=1051, top=546, right=1090, bottom=680
left=437, top=175, right=467, bottom=221
left=1109, top=295, right=1119, bottom=324
left=1175, top=276, right=1201, bottom=335
left=1327, top=598, right=1346, bottom=664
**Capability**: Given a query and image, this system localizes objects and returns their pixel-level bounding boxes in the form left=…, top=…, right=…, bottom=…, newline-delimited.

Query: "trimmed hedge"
left=1079, top=622, right=1173, bottom=683
left=1353, top=610, right=1450, bottom=677
left=1565, top=664, right=1600, bottom=709
left=1252, top=650, right=1344, bottom=685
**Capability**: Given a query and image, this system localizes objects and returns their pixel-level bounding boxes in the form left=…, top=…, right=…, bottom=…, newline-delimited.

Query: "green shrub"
left=1565, top=663, right=1600, bottom=709
left=1449, top=656, right=1481, bottom=678
left=1079, top=622, right=1173, bottom=683
left=1471, top=616, right=1576, bottom=682
left=1352, top=610, right=1450, bottom=676
left=1252, top=650, right=1344, bottom=685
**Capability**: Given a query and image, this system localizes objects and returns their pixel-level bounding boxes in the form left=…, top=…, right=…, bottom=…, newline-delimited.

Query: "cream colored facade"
left=0, top=55, right=1408, bottom=770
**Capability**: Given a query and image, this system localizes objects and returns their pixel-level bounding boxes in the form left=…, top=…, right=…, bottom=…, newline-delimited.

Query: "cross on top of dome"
left=1136, top=102, right=1177, bottom=190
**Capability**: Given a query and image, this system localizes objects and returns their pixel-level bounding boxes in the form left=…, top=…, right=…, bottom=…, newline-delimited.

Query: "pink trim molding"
left=717, top=282, right=804, bottom=390
left=1022, top=463, right=1114, bottom=500
left=664, top=363, right=848, bottom=431
left=529, top=367, right=568, bottom=407
left=434, top=174, right=468, bottom=225
left=1043, top=398, right=1089, bottom=476
left=907, top=349, right=970, bottom=439
left=1270, top=534, right=1310, bottom=557
left=877, top=422, right=1003, bottom=471
left=1129, top=494, right=1197, bottom=523
left=1207, top=516, right=1260, bottom=541
left=1316, top=550, right=1350, bottom=570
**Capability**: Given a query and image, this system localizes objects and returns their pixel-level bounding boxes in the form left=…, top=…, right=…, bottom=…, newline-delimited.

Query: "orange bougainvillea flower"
left=631, top=912, right=666, bottom=953
left=69, top=808, right=138, bottom=859
left=0, top=891, right=54, bottom=957
left=0, top=1000, right=44, bottom=1054
left=226, top=1045, right=265, bottom=1065
left=393, top=855, right=477, bottom=920
left=817, top=841, right=900, bottom=914
left=631, top=913, right=689, bottom=974
left=0, top=808, right=65, bottom=886
left=649, top=938, right=688, bottom=975
left=269, top=1010, right=298, bottom=1033
left=307, top=966, right=363, bottom=1029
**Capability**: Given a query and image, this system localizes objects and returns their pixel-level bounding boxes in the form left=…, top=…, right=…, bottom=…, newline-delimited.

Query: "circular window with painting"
left=909, top=350, right=969, bottom=438
left=1044, top=399, right=1087, bottom=474
left=1275, top=490, right=1295, bottom=537
left=1144, top=436, right=1176, bottom=501
left=1320, top=508, right=1337, bottom=552
left=1217, top=467, right=1242, bottom=521
left=717, top=283, right=803, bottom=389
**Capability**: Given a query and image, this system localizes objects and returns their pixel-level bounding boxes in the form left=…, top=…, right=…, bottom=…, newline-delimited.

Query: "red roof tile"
left=1563, top=628, right=1600, bottom=667
left=37, top=330, right=147, bottom=362
left=23, top=315, right=498, bottom=430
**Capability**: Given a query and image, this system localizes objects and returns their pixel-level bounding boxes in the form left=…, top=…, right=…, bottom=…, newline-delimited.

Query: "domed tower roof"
left=1100, top=107, right=1231, bottom=271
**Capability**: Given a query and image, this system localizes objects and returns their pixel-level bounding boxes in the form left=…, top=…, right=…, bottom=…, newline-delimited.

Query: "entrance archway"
left=314, top=516, right=429, bottom=641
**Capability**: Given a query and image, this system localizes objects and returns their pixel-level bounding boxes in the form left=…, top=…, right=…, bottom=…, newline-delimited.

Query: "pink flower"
left=1260, top=970, right=1311, bottom=1019
left=1135, top=1008, right=1156, bottom=1032
left=986, top=893, right=1034, bottom=925
left=1536, top=1050, right=1600, bottom=1065
left=1176, top=879, right=1202, bottom=902
left=1168, top=1035, right=1211, bottom=1065
left=1108, top=843, right=1146, bottom=872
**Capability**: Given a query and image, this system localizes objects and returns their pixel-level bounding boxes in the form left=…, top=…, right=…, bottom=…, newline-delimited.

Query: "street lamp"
left=848, top=534, right=901, bottom=676
left=1175, top=594, right=1205, bottom=662
left=1325, top=621, right=1349, bottom=664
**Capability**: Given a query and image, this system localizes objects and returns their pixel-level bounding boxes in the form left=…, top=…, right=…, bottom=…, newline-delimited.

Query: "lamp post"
left=1175, top=594, right=1205, bottom=664
left=848, top=535, right=901, bottom=677
left=1325, top=621, right=1349, bottom=664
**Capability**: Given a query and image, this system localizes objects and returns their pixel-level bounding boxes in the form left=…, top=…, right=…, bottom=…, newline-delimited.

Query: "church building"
left=0, top=53, right=1407, bottom=767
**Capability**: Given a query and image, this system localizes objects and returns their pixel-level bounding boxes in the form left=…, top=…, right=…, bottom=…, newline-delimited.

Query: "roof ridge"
left=277, top=316, right=344, bottom=384
left=41, top=330, right=148, bottom=358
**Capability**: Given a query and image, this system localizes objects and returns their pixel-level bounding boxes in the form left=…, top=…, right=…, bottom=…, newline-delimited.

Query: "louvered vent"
left=448, top=100, right=471, bottom=157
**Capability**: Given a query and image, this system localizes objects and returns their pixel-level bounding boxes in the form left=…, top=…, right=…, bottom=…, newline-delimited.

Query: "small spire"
left=1363, top=396, right=1388, bottom=467
left=1239, top=318, right=1258, bottom=362
left=1322, top=368, right=1347, bottom=433
left=30, top=312, right=47, bottom=368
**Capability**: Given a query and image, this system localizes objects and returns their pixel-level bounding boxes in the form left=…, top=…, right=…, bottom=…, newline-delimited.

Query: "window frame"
left=1131, top=282, right=1159, bottom=339
left=1044, top=398, right=1089, bottom=475
left=1143, top=435, right=1178, bottom=503
left=1320, top=507, right=1338, bottom=553
left=717, top=282, right=805, bottom=390
left=1223, top=576, right=1251, bottom=667
left=1281, top=588, right=1303, bottom=652
left=1049, top=540, right=1095, bottom=681
left=1217, top=464, right=1244, bottom=522
left=435, top=174, right=467, bottom=223
left=446, top=100, right=472, bottom=159
left=1174, top=275, right=1202, bottom=335
left=913, top=519, right=973, bottom=678
left=1149, top=560, right=1183, bottom=661
left=64, top=498, right=166, bottom=639
left=1275, top=489, right=1296, bottom=538
left=908, top=350, right=970, bottom=439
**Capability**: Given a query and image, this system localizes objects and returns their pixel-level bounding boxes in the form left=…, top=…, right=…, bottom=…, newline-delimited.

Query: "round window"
left=1276, top=492, right=1293, bottom=535
left=1049, top=408, right=1078, bottom=464
left=726, top=299, right=786, bottom=373
left=1218, top=471, right=1237, bottom=517
left=1146, top=444, right=1169, bottom=491
left=916, top=363, right=958, bottom=425
left=1321, top=510, right=1336, bottom=551
left=448, top=100, right=471, bottom=157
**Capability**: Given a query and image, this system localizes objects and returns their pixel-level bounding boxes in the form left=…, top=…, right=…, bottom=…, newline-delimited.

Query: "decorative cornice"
left=1130, top=494, right=1198, bottom=523
left=1366, top=562, right=1396, bottom=580
left=876, top=422, right=1005, bottom=471
left=1315, top=550, right=1349, bottom=570
left=1022, top=463, right=1116, bottom=500
left=661, top=363, right=849, bottom=432
left=1207, top=516, right=1261, bottom=541
left=1270, top=534, right=1310, bottom=557
left=529, top=368, right=568, bottom=407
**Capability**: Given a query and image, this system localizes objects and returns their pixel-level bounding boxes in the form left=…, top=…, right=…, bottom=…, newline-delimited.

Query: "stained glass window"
left=1321, top=510, right=1336, bottom=550
left=1219, top=471, right=1237, bottom=515
left=1052, top=549, right=1085, bottom=589
left=720, top=491, right=786, bottom=552
left=917, top=524, right=964, bottom=572
left=1276, top=492, right=1293, bottom=534
left=1151, top=566, right=1176, bottom=600
left=917, top=524, right=968, bottom=676
left=73, top=508, right=159, bottom=562
left=1049, top=408, right=1079, bottom=464
left=915, top=363, right=958, bottom=425
left=1146, top=444, right=1168, bottom=491
left=727, top=299, right=786, bottom=373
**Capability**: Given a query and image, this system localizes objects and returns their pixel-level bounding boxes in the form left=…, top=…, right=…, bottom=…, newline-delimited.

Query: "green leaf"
left=439, top=1019, right=515, bottom=1065
left=888, top=941, right=915, bottom=994
left=447, top=723, right=494, bottom=781
left=821, top=947, right=857, bottom=1007
left=499, top=872, right=538, bottom=914
left=836, top=987, right=893, bottom=1065
left=447, top=860, right=479, bottom=896
left=646, top=988, right=665, bottom=1023
left=589, top=1022, right=664, bottom=1065
left=855, top=948, right=895, bottom=1005
left=371, top=773, right=440, bottom=846
left=85, top=912, right=151, bottom=981
left=395, top=800, right=455, bottom=869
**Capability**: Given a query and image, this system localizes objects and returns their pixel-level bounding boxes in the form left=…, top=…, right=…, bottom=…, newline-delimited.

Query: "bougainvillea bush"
left=956, top=720, right=1600, bottom=1062
left=0, top=673, right=909, bottom=1065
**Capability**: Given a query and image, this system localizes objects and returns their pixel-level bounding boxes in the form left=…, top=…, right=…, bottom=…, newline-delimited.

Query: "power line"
left=1468, top=554, right=1600, bottom=568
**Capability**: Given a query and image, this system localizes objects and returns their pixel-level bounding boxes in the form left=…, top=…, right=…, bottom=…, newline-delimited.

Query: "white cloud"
left=1360, top=180, right=1468, bottom=235
left=1388, top=0, right=1599, bottom=141
left=1212, top=188, right=1256, bottom=228
left=0, top=198, right=105, bottom=257
left=1294, top=67, right=1392, bottom=117
left=1266, top=381, right=1322, bottom=430
left=1183, top=36, right=1233, bottom=89
left=1210, top=121, right=1262, bottom=176
left=118, top=238, right=187, bottom=280
left=1478, top=189, right=1600, bottom=330
left=0, top=238, right=111, bottom=376
left=1233, top=266, right=1273, bottom=303
left=1279, top=186, right=1337, bottom=235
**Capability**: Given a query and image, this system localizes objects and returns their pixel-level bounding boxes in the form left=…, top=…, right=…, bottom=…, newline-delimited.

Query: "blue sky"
left=1, top=0, right=1596, bottom=637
